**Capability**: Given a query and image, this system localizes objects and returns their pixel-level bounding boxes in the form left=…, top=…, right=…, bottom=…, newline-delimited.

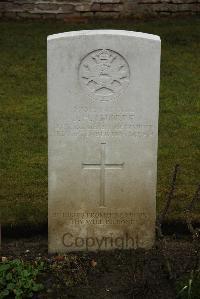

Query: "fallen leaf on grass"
left=91, top=259, right=97, bottom=267
left=54, top=255, right=65, bottom=261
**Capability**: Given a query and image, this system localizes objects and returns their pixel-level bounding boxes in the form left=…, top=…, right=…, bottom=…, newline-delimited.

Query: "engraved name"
left=50, top=111, right=153, bottom=138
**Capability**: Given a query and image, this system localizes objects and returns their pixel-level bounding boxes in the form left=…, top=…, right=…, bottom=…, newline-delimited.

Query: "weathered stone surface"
left=3, top=3, right=23, bottom=12
left=159, top=11, right=171, bottom=14
left=91, top=3, right=101, bottom=11
left=0, top=2, right=8, bottom=11
left=48, top=30, right=161, bottom=252
left=18, top=12, right=42, bottom=18
left=75, top=4, right=91, bottom=11
left=21, top=3, right=35, bottom=10
left=100, top=3, right=123, bottom=11
left=94, top=0, right=122, bottom=3
left=1, top=0, right=199, bottom=19
left=4, top=11, right=17, bottom=18
left=95, top=11, right=119, bottom=16
left=59, top=4, right=75, bottom=12
left=42, top=13, right=56, bottom=18
left=57, top=14, right=88, bottom=22
left=36, top=3, right=58, bottom=10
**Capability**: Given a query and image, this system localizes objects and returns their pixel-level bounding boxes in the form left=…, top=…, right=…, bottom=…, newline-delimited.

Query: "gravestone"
left=48, top=30, right=161, bottom=252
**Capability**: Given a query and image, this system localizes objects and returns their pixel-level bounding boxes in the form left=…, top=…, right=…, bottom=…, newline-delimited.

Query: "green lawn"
left=0, top=18, right=199, bottom=228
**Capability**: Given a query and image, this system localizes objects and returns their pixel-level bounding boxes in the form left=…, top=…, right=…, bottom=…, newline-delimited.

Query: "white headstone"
left=48, top=30, right=161, bottom=252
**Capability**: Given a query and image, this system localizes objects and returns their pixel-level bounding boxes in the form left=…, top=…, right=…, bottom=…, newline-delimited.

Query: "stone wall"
left=0, top=0, right=199, bottom=20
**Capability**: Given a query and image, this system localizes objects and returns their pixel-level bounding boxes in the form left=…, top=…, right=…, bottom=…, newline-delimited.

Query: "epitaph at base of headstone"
left=48, top=30, right=161, bottom=253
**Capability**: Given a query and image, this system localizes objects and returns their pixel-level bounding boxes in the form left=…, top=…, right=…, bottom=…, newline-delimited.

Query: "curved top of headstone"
left=47, top=29, right=160, bottom=42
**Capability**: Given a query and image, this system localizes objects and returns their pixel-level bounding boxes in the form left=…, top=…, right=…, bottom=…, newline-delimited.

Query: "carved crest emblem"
left=79, top=49, right=130, bottom=101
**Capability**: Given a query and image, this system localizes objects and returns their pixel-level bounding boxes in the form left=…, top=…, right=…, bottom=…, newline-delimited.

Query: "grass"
left=0, top=17, right=199, bottom=228
left=176, top=271, right=200, bottom=299
left=0, top=259, right=44, bottom=298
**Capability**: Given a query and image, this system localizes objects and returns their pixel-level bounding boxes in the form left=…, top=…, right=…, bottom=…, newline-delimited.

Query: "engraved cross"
left=82, top=143, right=124, bottom=207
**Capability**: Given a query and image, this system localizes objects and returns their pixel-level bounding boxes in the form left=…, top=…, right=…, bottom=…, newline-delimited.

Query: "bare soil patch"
left=1, top=235, right=198, bottom=298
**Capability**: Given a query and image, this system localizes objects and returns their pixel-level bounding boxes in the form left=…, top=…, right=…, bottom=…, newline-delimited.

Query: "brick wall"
left=0, top=0, right=199, bottom=20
